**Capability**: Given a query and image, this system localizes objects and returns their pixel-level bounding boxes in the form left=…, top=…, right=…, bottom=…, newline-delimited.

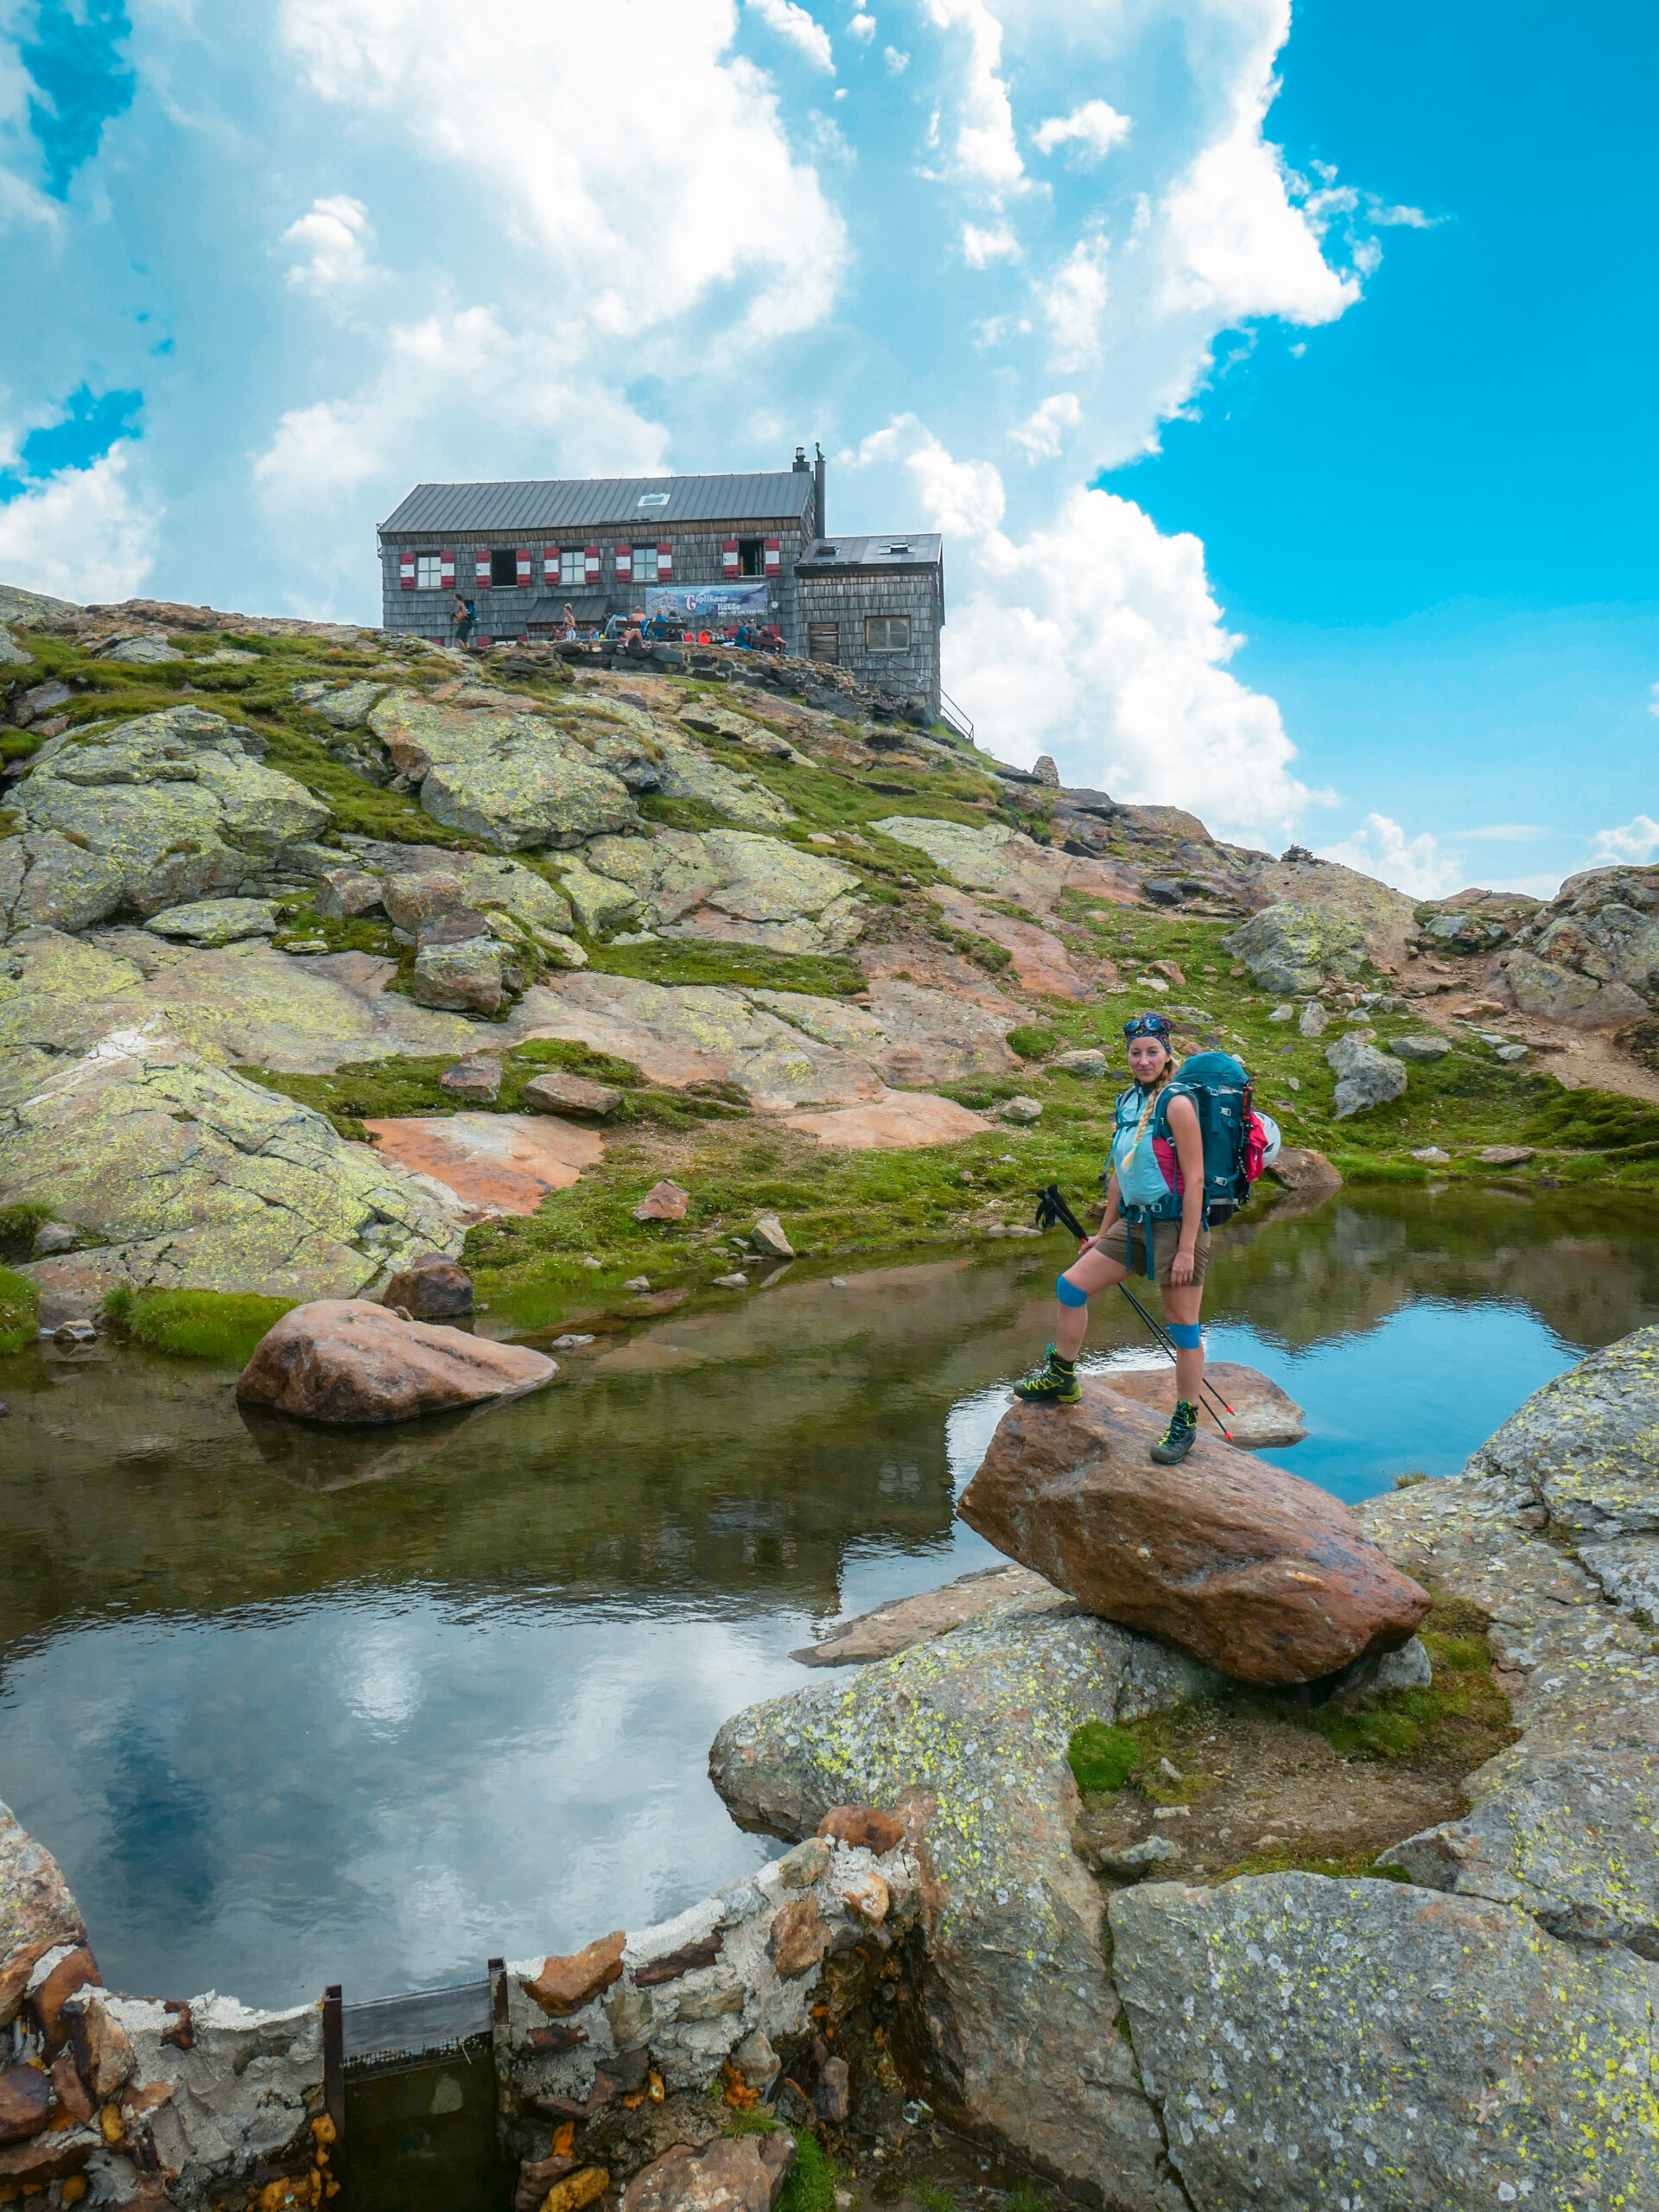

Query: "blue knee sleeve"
left=1055, top=1274, right=1089, bottom=1308
left=1167, top=1320, right=1202, bottom=1349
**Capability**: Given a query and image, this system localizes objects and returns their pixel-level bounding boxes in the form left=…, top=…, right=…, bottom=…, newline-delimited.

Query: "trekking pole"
left=1033, top=1185, right=1234, bottom=1437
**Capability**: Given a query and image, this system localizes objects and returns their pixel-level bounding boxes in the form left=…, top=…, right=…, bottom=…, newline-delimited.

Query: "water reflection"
left=2, top=1187, right=1656, bottom=2008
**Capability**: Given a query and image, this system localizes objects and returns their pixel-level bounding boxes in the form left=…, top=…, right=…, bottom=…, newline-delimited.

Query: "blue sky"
left=1, top=0, right=1653, bottom=894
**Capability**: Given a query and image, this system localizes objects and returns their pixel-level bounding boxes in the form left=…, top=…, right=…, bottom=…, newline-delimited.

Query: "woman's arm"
left=1093, top=1170, right=1123, bottom=1250
left=1166, top=1094, right=1205, bottom=1284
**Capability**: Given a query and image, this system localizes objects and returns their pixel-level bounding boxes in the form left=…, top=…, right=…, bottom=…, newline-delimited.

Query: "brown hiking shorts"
left=1106, top=1217, right=1210, bottom=1288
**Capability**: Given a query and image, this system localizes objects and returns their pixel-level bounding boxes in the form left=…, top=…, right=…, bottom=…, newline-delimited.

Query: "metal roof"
left=793, top=533, right=942, bottom=571
left=379, top=472, right=816, bottom=537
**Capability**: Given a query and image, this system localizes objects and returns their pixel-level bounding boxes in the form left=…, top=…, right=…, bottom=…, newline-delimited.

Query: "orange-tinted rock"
left=766, top=1895, right=832, bottom=1980
left=957, top=1382, right=1429, bottom=1685
left=623, top=2133, right=795, bottom=2212
left=64, top=1993, right=134, bottom=2101
left=380, top=1252, right=474, bottom=1319
left=0, top=2123, right=97, bottom=2183
left=50, top=2055, right=94, bottom=2124
left=540, top=2167, right=609, bottom=2212
left=816, top=1805, right=906, bottom=1854
left=1266, top=1147, right=1342, bottom=1200
left=0, top=1938, right=67, bottom=2031
left=782, top=1092, right=991, bottom=1150
left=237, top=1300, right=556, bottom=1425
left=632, top=1179, right=689, bottom=1222
left=525, top=1930, right=626, bottom=2018
left=365, top=1113, right=604, bottom=1217
left=1103, top=1362, right=1306, bottom=1449
left=0, top=2065, right=53, bottom=2145
left=522, top=1071, right=622, bottom=1120
left=29, top=1948, right=100, bottom=2057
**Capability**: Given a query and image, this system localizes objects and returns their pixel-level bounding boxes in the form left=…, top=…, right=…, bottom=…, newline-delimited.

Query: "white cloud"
left=1042, top=233, right=1110, bottom=371
left=276, top=1, right=848, bottom=344
left=746, top=0, right=835, bottom=73
left=1157, top=111, right=1359, bottom=331
left=962, top=219, right=1020, bottom=266
left=842, top=414, right=1007, bottom=537
left=884, top=44, right=909, bottom=73
left=0, top=446, right=160, bottom=602
left=1009, top=390, right=1080, bottom=461
left=1033, top=99, right=1132, bottom=164
left=1458, top=823, right=1549, bottom=842
left=1647, top=681, right=1659, bottom=718
left=1319, top=815, right=1466, bottom=899
left=925, top=0, right=1024, bottom=195
left=1592, top=815, right=1659, bottom=864
left=849, top=11, right=876, bottom=41
left=281, top=194, right=375, bottom=292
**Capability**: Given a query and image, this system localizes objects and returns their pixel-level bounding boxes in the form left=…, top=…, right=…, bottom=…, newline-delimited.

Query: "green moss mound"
left=106, top=1287, right=298, bottom=1364
left=775, top=2130, right=837, bottom=2212
left=0, top=1204, right=54, bottom=1264
left=1068, top=1720, right=1141, bottom=1795
left=1006, top=1025, right=1064, bottom=1060
left=0, top=1264, right=39, bottom=1354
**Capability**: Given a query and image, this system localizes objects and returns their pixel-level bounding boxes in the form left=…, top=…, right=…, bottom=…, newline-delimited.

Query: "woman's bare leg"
left=1161, top=1281, right=1204, bottom=1407
left=1053, top=1242, right=1128, bottom=1362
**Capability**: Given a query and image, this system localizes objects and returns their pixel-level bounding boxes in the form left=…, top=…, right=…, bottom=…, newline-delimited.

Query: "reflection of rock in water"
left=235, top=1394, right=517, bottom=1488
left=1218, top=1189, right=1659, bottom=1350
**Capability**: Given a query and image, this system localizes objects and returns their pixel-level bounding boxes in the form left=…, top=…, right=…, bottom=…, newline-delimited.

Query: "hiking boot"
left=1150, top=1399, right=1198, bottom=1465
left=1013, top=1345, right=1081, bottom=1405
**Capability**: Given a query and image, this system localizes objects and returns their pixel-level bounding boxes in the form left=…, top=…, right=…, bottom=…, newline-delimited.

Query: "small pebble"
left=550, top=1333, right=596, bottom=1351
left=830, top=1277, right=849, bottom=1287
left=1160, top=1757, right=1183, bottom=1782
left=713, top=1273, right=749, bottom=1289
left=623, top=1276, right=651, bottom=1292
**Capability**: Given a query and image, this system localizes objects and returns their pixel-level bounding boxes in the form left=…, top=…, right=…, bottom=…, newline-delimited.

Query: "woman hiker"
left=1014, top=1011, right=1210, bottom=1465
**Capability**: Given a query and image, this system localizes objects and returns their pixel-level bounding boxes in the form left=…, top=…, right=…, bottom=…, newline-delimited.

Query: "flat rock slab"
left=237, top=1299, right=556, bottom=1424
left=928, top=886, right=1089, bottom=999
left=791, top=1563, right=1065, bottom=1665
left=1112, top=1872, right=1659, bottom=2212
left=365, top=1112, right=604, bottom=1217
left=781, top=1090, right=992, bottom=1149
left=1468, top=1322, right=1659, bottom=1543
left=1102, top=1360, right=1306, bottom=1447
left=958, top=1380, right=1429, bottom=1684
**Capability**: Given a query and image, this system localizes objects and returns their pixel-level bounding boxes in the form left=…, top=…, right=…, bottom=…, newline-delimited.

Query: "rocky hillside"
left=3, top=581, right=1657, bottom=1335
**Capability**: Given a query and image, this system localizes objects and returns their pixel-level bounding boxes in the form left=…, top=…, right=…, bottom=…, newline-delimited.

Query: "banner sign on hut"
left=645, top=582, right=770, bottom=623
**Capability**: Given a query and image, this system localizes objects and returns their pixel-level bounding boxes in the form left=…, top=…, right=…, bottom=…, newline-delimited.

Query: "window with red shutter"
left=440, top=550, right=455, bottom=588
left=474, top=551, right=492, bottom=589
left=398, top=553, right=416, bottom=590
left=721, top=538, right=740, bottom=577
left=516, top=549, right=532, bottom=587
left=615, top=543, right=632, bottom=582
left=657, top=540, right=673, bottom=581
left=764, top=537, right=780, bottom=577
left=584, top=544, right=601, bottom=583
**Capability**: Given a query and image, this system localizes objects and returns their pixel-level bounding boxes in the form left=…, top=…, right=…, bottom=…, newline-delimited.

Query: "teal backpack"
left=1114, top=1051, right=1264, bottom=1227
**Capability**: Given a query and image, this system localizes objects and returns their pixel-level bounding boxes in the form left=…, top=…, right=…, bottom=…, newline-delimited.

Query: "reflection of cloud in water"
left=2, top=1601, right=801, bottom=2009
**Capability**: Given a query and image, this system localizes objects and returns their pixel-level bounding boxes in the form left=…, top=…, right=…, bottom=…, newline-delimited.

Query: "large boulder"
left=1380, top=1748, right=1659, bottom=1955
left=622, top=2135, right=796, bottom=2212
left=1325, top=1029, right=1409, bottom=1117
left=1224, top=901, right=1366, bottom=994
left=1236, top=857, right=1418, bottom=968
left=956, top=1381, right=1429, bottom=1683
left=0, top=1027, right=463, bottom=1310
left=872, top=814, right=1134, bottom=912
left=1110, top=1872, right=1659, bottom=2212
left=560, top=829, right=862, bottom=953
left=652, top=737, right=795, bottom=828
left=710, top=1605, right=1211, bottom=2209
left=1, top=1798, right=86, bottom=2014
left=367, top=691, right=637, bottom=851
left=1491, top=862, right=1659, bottom=1027
left=1496, top=946, right=1648, bottom=1028
left=237, top=1299, right=556, bottom=1423
left=749, top=976, right=1018, bottom=1088
left=2, top=706, right=329, bottom=936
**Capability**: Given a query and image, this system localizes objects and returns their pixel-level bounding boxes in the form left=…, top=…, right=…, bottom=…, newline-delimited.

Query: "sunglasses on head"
left=1122, top=1013, right=1173, bottom=1042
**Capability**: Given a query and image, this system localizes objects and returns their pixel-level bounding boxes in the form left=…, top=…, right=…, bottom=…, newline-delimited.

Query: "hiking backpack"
left=1116, top=1051, right=1276, bottom=1227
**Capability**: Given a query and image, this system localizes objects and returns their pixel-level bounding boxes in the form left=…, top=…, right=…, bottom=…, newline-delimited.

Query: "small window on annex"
left=864, top=614, right=911, bottom=653
left=490, top=549, right=518, bottom=588
left=738, top=537, right=765, bottom=577
left=560, top=548, right=585, bottom=588
left=632, top=545, right=659, bottom=582
left=416, top=554, right=443, bottom=590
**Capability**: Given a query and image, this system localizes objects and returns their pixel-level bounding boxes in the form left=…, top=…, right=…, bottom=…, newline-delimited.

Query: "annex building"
left=376, top=446, right=945, bottom=714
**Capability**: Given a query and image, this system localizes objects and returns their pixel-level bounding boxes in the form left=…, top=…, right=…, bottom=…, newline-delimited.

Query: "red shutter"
left=543, top=547, right=557, bottom=585
left=721, top=538, right=739, bottom=578
left=398, top=552, right=416, bottom=590
left=657, top=540, right=673, bottom=582
left=764, top=537, right=780, bottom=577
left=584, top=543, right=601, bottom=583
left=615, top=543, right=632, bottom=582
left=475, top=550, right=492, bottom=589
left=516, top=548, right=532, bottom=588
left=440, top=550, right=455, bottom=589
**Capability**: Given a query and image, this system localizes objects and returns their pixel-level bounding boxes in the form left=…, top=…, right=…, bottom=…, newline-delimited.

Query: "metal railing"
left=938, top=688, right=975, bottom=745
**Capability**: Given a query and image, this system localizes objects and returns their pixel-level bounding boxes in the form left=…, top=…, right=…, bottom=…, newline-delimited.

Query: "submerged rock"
left=1111, top=1872, right=1659, bottom=2212
left=237, top=1299, right=556, bottom=1424
left=957, top=1381, right=1429, bottom=1683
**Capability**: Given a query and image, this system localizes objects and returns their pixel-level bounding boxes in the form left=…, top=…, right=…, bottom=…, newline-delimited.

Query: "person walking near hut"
left=1014, top=1011, right=1211, bottom=1464
left=453, top=592, right=475, bottom=649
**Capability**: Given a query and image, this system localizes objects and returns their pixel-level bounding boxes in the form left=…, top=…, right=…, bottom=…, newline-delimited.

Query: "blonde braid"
left=1125, top=1057, right=1178, bottom=1163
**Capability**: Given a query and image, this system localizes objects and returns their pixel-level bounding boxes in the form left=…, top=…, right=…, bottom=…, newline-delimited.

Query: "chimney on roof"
left=813, top=441, right=825, bottom=541
left=792, top=444, right=809, bottom=472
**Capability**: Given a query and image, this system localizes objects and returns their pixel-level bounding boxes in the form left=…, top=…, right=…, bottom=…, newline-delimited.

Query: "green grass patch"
left=1006, top=1025, right=1065, bottom=1060
left=1068, top=1721, right=1143, bottom=1795
left=0, top=1264, right=39, bottom=1353
left=580, top=936, right=866, bottom=998
left=721, top=2107, right=782, bottom=2139
left=775, top=2130, right=838, bottom=2212
left=105, top=1287, right=298, bottom=1363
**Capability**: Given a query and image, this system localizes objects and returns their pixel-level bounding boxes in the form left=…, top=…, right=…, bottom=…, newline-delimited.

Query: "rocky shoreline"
left=4, top=1331, right=1656, bottom=2209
